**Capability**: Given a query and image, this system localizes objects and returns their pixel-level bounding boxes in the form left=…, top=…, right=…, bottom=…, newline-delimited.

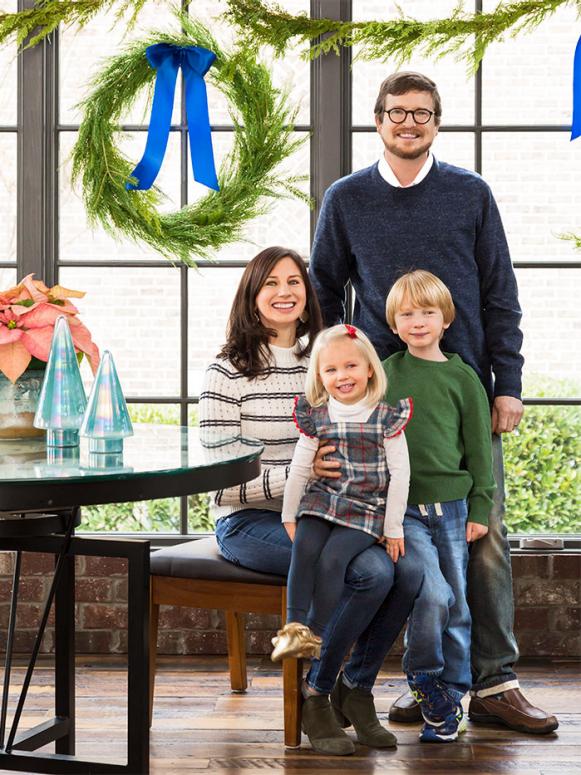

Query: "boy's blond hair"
left=305, top=324, right=387, bottom=408
left=386, top=270, right=456, bottom=329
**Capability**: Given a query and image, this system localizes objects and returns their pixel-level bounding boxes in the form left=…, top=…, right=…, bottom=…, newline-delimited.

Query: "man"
left=309, top=71, right=558, bottom=734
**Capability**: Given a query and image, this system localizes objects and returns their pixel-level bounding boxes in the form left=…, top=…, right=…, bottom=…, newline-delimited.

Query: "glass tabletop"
left=0, top=424, right=263, bottom=484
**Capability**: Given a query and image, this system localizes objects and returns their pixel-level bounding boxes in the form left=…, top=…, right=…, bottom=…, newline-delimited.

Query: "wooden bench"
left=149, top=537, right=302, bottom=746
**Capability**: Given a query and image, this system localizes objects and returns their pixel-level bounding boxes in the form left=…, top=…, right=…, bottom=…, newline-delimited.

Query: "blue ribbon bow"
left=573, top=34, right=581, bottom=140
left=127, top=43, right=219, bottom=191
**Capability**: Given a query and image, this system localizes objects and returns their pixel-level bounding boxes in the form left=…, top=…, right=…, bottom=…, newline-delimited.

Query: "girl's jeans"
left=286, top=515, right=376, bottom=634
left=402, top=499, right=472, bottom=700
left=215, top=508, right=423, bottom=694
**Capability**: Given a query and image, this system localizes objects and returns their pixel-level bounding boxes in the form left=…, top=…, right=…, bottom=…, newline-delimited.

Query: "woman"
left=199, top=246, right=422, bottom=756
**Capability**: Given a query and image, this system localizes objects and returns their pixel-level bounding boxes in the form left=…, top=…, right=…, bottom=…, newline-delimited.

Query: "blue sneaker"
left=407, top=673, right=457, bottom=724
left=420, top=704, right=467, bottom=743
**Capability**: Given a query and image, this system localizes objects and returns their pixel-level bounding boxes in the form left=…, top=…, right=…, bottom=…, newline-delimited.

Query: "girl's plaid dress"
left=293, top=395, right=413, bottom=538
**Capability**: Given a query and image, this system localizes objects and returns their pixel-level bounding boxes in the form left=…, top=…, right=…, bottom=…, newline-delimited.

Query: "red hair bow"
left=345, top=324, right=357, bottom=338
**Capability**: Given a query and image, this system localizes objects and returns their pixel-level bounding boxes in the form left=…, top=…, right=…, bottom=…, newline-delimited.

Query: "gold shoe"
left=271, top=622, right=322, bottom=662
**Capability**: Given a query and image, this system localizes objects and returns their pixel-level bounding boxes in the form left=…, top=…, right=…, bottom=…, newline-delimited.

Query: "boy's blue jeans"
left=402, top=435, right=520, bottom=696
left=402, top=499, right=472, bottom=701
left=215, top=508, right=423, bottom=694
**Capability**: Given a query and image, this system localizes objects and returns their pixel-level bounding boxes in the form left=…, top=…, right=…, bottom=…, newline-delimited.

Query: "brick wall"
left=0, top=550, right=579, bottom=658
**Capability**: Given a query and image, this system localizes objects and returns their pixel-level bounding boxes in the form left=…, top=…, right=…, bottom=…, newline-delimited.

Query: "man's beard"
left=384, top=135, right=433, bottom=160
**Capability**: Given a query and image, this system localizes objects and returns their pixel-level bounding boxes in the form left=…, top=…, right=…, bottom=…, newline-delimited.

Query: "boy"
left=383, top=269, right=495, bottom=743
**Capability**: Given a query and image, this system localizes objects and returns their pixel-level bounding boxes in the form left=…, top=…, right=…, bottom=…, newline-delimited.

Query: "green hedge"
left=503, top=377, right=580, bottom=534
left=81, top=404, right=212, bottom=533
left=82, top=387, right=580, bottom=535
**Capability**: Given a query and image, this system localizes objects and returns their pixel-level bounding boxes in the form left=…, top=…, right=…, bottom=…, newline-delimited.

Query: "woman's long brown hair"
left=219, top=246, right=323, bottom=379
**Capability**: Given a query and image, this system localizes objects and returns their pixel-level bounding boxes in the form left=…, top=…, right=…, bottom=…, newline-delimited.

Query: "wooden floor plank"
left=0, top=657, right=577, bottom=774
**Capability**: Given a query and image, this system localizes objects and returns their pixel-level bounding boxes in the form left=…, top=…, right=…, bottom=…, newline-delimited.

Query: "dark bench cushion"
left=150, top=536, right=286, bottom=586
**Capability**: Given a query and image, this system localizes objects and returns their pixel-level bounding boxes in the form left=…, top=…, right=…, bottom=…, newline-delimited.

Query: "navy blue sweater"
left=309, top=158, right=524, bottom=401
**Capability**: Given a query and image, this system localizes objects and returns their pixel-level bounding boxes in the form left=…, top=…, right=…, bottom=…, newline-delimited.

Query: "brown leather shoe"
left=469, top=688, right=559, bottom=734
left=388, top=690, right=423, bottom=723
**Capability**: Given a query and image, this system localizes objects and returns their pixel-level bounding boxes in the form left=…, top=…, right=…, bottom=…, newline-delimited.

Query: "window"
left=351, top=0, right=580, bottom=538
left=57, top=0, right=310, bottom=536
left=10, top=0, right=580, bottom=539
left=0, top=0, right=17, bottom=288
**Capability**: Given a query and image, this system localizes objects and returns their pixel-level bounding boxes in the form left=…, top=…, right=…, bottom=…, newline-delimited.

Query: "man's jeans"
left=467, top=434, right=519, bottom=692
left=401, top=435, right=520, bottom=694
left=216, top=509, right=423, bottom=694
left=402, top=500, right=472, bottom=700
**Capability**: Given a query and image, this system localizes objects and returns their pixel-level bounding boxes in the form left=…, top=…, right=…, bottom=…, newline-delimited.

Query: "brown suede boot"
left=331, top=673, right=397, bottom=748
left=301, top=693, right=356, bottom=755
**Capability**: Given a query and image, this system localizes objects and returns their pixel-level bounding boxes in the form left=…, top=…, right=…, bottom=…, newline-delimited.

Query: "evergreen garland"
left=2, top=1, right=578, bottom=251
left=0, top=0, right=152, bottom=48
left=224, top=0, right=579, bottom=73
left=225, top=0, right=580, bottom=251
left=71, top=15, right=307, bottom=264
left=562, top=233, right=581, bottom=250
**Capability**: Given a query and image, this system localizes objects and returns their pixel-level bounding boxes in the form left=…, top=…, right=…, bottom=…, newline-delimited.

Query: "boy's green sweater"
left=383, top=350, right=496, bottom=525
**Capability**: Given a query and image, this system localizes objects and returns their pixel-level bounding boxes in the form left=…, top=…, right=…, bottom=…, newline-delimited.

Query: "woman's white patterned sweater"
left=198, top=343, right=308, bottom=521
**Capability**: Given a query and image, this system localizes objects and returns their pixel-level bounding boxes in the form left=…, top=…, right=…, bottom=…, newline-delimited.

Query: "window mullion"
left=310, top=0, right=352, bottom=239
left=17, top=0, right=58, bottom=284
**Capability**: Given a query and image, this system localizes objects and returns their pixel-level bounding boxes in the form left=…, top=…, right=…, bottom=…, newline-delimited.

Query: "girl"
left=271, top=324, right=412, bottom=662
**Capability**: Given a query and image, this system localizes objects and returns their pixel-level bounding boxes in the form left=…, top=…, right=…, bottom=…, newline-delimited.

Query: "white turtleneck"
left=282, top=396, right=410, bottom=538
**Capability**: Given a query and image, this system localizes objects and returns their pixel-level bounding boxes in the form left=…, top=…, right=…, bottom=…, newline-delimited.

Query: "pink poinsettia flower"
left=0, top=275, right=99, bottom=383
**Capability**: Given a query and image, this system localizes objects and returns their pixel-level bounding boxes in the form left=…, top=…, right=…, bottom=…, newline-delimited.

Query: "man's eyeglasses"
left=383, top=108, right=435, bottom=125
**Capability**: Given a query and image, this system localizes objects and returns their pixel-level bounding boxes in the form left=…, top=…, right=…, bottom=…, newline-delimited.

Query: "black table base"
left=0, top=513, right=150, bottom=774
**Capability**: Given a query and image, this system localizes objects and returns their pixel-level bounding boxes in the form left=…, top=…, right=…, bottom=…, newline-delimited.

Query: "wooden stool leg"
left=283, top=656, right=302, bottom=747
left=148, top=596, right=160, bottom=727
left=225, top=611, right=247, bottom=692
left=280, top=587, right=302, bottom=746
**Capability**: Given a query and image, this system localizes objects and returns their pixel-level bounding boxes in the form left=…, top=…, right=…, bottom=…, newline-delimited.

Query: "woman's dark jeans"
left=215, top=509, right=423, bottom=693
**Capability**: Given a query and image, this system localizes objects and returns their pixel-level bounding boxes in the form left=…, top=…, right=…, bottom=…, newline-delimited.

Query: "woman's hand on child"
left=466, top=522, right=489, bottom=542
left=284, top=522, right=296, bottom=542
left=312, top=441, right=341, bottom=479
left=383, top=537, right=405, bottom=563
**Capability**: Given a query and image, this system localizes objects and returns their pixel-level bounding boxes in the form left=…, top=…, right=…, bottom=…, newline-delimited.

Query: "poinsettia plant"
left=0, top=274, right=100, bottom=383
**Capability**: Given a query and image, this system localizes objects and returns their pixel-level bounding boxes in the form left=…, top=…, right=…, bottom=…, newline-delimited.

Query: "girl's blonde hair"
left=386, top=269, right=456, bottom=329
left=305, top=325, right=387, bottom=407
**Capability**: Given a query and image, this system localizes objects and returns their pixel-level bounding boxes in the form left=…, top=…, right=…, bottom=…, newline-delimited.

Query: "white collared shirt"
left=378, top=152, right=434, bottom=188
